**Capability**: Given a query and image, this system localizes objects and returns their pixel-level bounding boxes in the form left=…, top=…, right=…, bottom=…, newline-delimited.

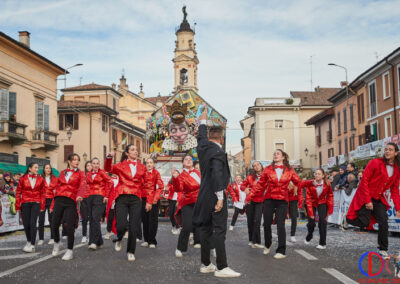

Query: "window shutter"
left=44, top=105, right=49, bottom=131
left=64, top=145, right=74, bottom=162
left=73, top=114, right=79, bottom=130
left=36, top=101, right=44, bottom=130
left=0, top=89, right=9, bottom=120
left=59, top=114, right=64, bottom=130
left=9, top=92, right=16, bottom=118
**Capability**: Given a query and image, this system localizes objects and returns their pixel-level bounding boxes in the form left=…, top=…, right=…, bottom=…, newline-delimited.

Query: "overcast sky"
left=2, top=0, right=400, bottom=154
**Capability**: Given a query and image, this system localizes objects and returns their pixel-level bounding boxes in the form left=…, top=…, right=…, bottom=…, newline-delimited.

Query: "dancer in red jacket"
left=38, top=164, right=58, bottom=245
left=140, top=158, right=164, bottom=248
left=346, top=143, right=400, bottom=258
left=105, top=174, right=119, bottom=240
left=302, top=168, right=333, bottom=249
left=249, top=149, right=302, bottom=259
left=229, top=175, right=245, bottom=231
left=80, top=161, right=92, bottom=244
left=104, top=144, right=147, bottom=262
left=167, top=179, right=181, bottom=235
left=241, top=161, right=264, bottom=248
left=287, top=181, right=303, bottom=243
left=51, top=153, right=86, bottom=261
left=86, top=157, right=113, bottom=250
left=16, top=162, right=45, bottom=253
left=172, top=154, right=201, bottom=257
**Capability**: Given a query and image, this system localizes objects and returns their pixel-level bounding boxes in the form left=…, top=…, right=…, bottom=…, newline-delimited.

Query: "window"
left=358, top=134, right=365, bottom=145
left=35, top=102, right=49, bottom=132
left=369, top=82, right=377, bottom=117
left=113, top=98, right=116, bottom=110
left=112, top=129, right=117, bottom=143
left=275, top=120, right=283, bottom=128
left=328, top=148, right=334, bottom=158
left=338, top=140, right=342, bottom=155
left=316, top=126, right=321, bottom=146
left=64, top=145, right=74, bottom=162
left=344, top=137, right=348, bottom=154
left=102, top=114, right=108, bottom=132
left=385, top=116, right=392, bottom=138
left=121, top=133, right=127, bottom=150
left=0, top=89, right=16, bottom=121
left=371, top=121, right=378, bottom=141
left=337, top=112, right=341, bottom=135
left=357, top=94, right=365, bottom=123
left=343, top=108, right=347, bottom=133
left=275, top=143, right=284, bottom=150
left=319, top=152, right=322, bottom=167
left=350, top=104, right=355, bottom=130
left=136, top=140, right=141, bottom=154
left=349, top=136, right=355, bottom=151
left=61, top=113, right=79, bottom=130
left=383, top=72, right=390, bottom=99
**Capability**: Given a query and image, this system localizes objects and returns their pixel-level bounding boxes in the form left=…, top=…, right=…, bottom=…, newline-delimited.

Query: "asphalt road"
left=1, top=211, right=399, bottom=283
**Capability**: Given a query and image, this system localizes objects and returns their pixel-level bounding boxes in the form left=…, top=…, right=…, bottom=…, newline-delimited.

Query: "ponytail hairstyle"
left=272, top=149, right=291, bottom=170
left=383, top=142, right=400, bottom=169
left=121, top=144, right=137, bottom=162
left=251, top=161, right=264, bottom=179
left=25, top=162, right=38, bottom=176
left=41, top=163, right=53, bottom=178
left=315, top=168, right=329, bottom=186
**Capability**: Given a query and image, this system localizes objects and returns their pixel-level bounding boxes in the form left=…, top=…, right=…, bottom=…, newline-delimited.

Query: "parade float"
left=145, top=89, right=227, bottom=216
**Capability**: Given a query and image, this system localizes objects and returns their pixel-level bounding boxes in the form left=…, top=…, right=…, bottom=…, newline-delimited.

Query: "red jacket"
left=250, top=165, right=302, bottom=202
left=44, top=175, right=58, bottom=199
left=16, top=175, right=46, bottom=211
left=55, top=169, right=86, bottom=202
left=172, top=169, right=200, bottom=209
left=303, top=180, right=333, bottom=218
left=241, top=174, right=264, bottom=203
left=104, top=158, right=146, bottom=199
left=86, top=169, right=113, bottom=198
left=347, top=158, right=400, bottom=221
left=143, top=169, right=164, bottom=204
left=226, top=183, right=239, bottom=202
left=288, top=183, right=304, bottom=208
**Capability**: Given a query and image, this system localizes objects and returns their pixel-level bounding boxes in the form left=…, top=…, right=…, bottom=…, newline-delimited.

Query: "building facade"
left=0, top=31, right=65, bottom=171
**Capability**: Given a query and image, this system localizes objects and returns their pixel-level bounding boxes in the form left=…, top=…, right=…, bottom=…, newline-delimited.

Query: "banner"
left=328, top=190, right=341, bottom=224
left=372, top=191, right=400, bottom=233
left=0, top=195, right=23, bottom=233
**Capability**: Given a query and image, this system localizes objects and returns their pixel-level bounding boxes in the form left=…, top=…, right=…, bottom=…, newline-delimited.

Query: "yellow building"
left=0, top=31, right=65, bottom=172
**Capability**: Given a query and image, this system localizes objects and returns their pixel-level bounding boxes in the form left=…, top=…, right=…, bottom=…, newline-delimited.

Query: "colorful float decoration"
left=145, top=89, right=227, bottom=160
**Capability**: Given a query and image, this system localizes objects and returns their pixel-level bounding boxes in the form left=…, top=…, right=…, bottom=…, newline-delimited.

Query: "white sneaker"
left=22, top=242, right=30, bottom=252
left=104, top=232, right=111, bottom=240
left=149, top=244, right=156, bottom=249
left=175, top=249, right=183, bottom=257
left=248, top=242, right=253, bottom=246
left=194, top=244, right=201, bottom=249
left=62, top=249, right=73, bottom=261
left=141, top=242, right=149, bottom=247
left=127, top=253, right=135, bottom=262
left=136, top=238, right=141, bottom=242
left=62, top=236, right=67, bottom=240
left=81, top=236, right=87, bottom=243
left=48, top=239, right=55, bottom=245
left=23, top=244, right=35, bottom=253
left=229, top=225, right=234, bottom=231
left=316, top=245, right=326, bottom=250
left=115, top=241, right=122, bottom=252
left=274, top=253, right=286, bottom=259
left=200, top=263, right=216, bottom=273
left=189, top=239, right=195, bottom=246
left=37, top=240, right=44, bottom=246
left=290, top=236, right=296, bottom=243
left=88, top=244, right=97, bottom=250
left=304, top=240, right=311, bottom=245
left=263, top=245, right=272, bottom=255
left=214, top=267, right=241, bottom=278
left=52, top=242, right=61, bottom=256
left=212, top=249, right=217, bottom=258
left=124, top=232, right=128, bottom=239
left=251, top=243, right=264, bottom=249
left=379, top=250, right=389, bottom=259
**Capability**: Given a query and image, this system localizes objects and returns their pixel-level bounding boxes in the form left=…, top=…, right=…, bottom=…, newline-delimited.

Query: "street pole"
left=64, top=63, right=83, bottom=90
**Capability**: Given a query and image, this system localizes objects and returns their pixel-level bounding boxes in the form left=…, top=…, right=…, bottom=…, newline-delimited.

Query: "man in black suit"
left=192, top=106, right=241, bottom=278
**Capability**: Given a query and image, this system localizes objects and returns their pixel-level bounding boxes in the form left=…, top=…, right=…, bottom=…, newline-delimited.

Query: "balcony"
left=0, top=120, right=28, bottom=145
left=316, top=135, right=321, bottom=147
left=31, top=130, right=59, bottom=150
left=326, top=131, right=333, bottom=143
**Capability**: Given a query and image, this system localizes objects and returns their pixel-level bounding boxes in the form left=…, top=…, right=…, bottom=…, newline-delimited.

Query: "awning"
left=0, top=162, right=59, bottom=177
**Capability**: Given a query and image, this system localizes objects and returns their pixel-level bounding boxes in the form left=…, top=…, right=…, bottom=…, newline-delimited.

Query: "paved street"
left=0, top=211, right=399, bottom=283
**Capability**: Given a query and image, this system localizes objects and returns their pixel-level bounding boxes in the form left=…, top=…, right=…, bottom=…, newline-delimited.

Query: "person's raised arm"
left=104, top=152, right=116, bottom=174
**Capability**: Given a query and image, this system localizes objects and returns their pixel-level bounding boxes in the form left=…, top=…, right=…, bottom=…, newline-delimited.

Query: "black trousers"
left=306, top=203, right=328, bottom=245
left=141, top=198, right=159, bottom=245
left=38, top=198, right=53, bottom=240
left=21, top=202, right=41, bottom=245
left=347, top=199, right=388, bottom=250
left=246, top=201, right=263, bottom=244
left=115, top=194, right=142, bottom=253
left=88, top=195, right=105, bottom=246
left=200, top=198, right=228, bottom=270
left=231, top=207, right=241, bottom=226
left=169, top=200, right=177, bottom=228
left=288, top=200, right=298, bottom=236
left=80, top=198, right=89, bottom=237
left=177, top=203, right=200, bottom=252
left=52, top=196, right=77, bottom=249
left=264, top=199, right=288, bottom=254
left=107, top=208, right=115, bottom=233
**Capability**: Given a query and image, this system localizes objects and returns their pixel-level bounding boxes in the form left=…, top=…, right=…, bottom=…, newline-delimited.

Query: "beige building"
left=0, top=31, right=65, bottom=171
left=247, top=88, right=339, bottom=170
left=240, top=115, right=254, bottom=172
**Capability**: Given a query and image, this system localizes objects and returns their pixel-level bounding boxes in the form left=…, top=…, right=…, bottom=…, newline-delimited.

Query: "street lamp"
left=304, top=148, right=309, bottom=157
left=64, top=63, right=83, bottom=89
left=82, top=152, right=88, bottom=162
left=328, top=63, right=349, bottom=107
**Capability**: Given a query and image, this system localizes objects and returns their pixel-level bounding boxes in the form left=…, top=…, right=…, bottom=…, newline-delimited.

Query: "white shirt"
left=172, top=192, right=178, bottom=201
left=65, top=171, right=73, bottom=182
left=45, top=176, right=51, bottom=186
left=92, top=173, right=97, bottom=180
left=234, top=183, right=246, bottom=209
left=112, top=177, right=119, bottom=188
left=315, top=182, right=324, bottom=197
left=386, top=165, right=394, bottom=178
left=185, top=169, right=201, bottom=185
left=129, top=161, right=137, bottom=178
left=28, top=176, right=36, bottom=189
left=275, top=168, right=283, bottom=181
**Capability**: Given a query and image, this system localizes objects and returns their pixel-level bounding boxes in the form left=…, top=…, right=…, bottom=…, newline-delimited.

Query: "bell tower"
left=173, top=6, right=199, bottom=92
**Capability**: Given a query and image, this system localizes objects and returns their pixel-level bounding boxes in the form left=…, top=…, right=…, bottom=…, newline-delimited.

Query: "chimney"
left=111, top=83, right=116, bottom=89
left=340, top=81, right=348, bottom=88
left=138, top=83, right=144, bottom=98
left=19, top=31, right=30, bottom=48
left=119, top=75, right=128, bottom=90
